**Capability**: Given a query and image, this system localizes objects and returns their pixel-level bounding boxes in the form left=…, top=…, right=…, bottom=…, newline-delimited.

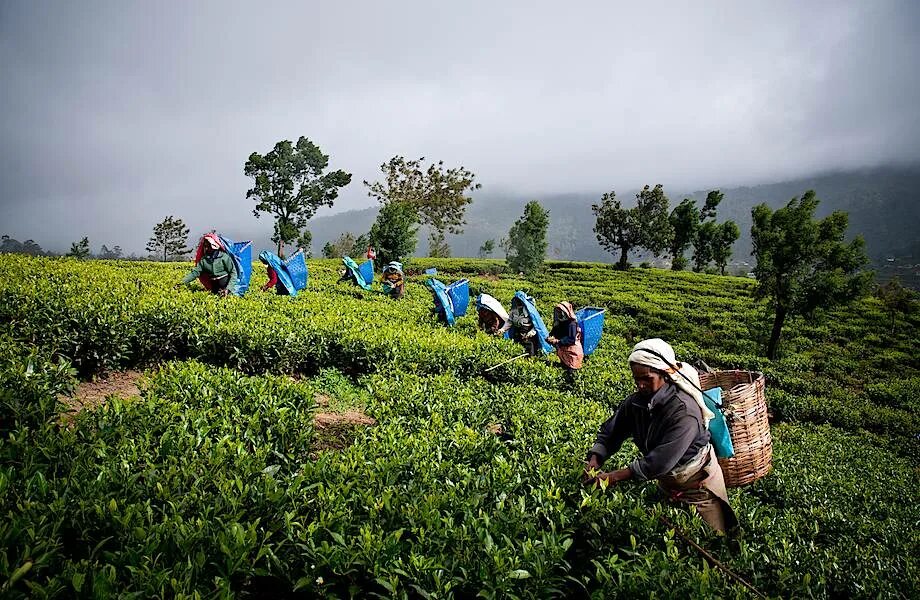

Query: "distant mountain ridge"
left=245, top=165, right=920, bottom=270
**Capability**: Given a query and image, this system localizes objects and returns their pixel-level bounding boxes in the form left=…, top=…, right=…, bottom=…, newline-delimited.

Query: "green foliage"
left=0, top=235, right=46, bottom=257
left=296, top=228, right=313, bottom=258
left=426, top=230, right=451, bottom=258
left=67, top=236, right=90, bottom=259
left=145, top=215, right=190, bottom=261
left=245, top=137, right=352, bottom=254
left=876, top=277, right=917, bottom=332
left=710, top=221, right=740, bottom=275
left=364, top=156, right=480, bottom=255
left=368, top=201, right=419, bottom=266
left=751, top=190, right=872, bottom=358
left=0, top=255, right=917, bottom=597
left=503, top=201, right=549, bottom=276
left=478, top=239, right=496, bottom=259
left=593, top=185, right=670, bottom=270
left=321, top=232, right=369, bottom=260
left=668, top=198, right=700, bottom=269
left=98, top=244, right=123, bottom=260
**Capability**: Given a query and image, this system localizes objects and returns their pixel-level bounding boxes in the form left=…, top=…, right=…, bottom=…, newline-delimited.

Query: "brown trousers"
left=658, top=447, right=738, bottom=534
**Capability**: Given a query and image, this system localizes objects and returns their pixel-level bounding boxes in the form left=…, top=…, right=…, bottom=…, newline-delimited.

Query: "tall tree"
left=667, top=199, right=700, bottom=271
left=593, top=185, right=670, bottom=269
left=669, top=190, right=722, bottom=270
left=364, top=156, right=480, bottom=256
left=634, top=184, right=672, bottom=259
left=245, top=137, right=352, bottom=255
left=368, top=201, right=419, bottom=266
left=503, top=201, right=550, bottom=276
left=146, top=216, right=191, bottom=261
left=692, top=221, right=717, bottom=272
left=711, top=221, right=740, bottom=275
left=67, top=237, right=90, bottom=259
left=478, top=239, right=496, bottom=259
left=751, top=190, right=872, bottom=359
left=592, top=192, right=638, bottom=269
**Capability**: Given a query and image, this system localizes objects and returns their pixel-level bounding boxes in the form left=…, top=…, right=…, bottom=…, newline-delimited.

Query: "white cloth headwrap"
left=627, top=338, right=714, bottom=428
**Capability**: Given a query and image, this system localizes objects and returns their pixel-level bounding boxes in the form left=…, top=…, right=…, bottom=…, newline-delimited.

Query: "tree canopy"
left=369, top=202, right=419, bottom=266
left=504, top=201, right=550, bottom=276
left=751, top=190, right=871, bottom=358
left=146, top=216, right=191, bottom=262
left=593, top=185, right=670, bottom=269
left=67, top=237, right=90, bottom=259
left=364, top=156, right=480, bottom=256
left=246, top=137, right=352, bottom=255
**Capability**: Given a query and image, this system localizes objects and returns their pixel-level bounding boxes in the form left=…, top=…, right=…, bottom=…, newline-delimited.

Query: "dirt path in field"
left=61, top=370, right=144, bottom=413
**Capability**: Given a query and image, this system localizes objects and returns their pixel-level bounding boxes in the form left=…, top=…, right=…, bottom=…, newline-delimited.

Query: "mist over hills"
left=292, top=165, right=920, bottom=270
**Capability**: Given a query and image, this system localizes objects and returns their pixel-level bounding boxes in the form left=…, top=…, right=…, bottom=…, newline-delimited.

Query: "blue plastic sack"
left=702, top=387, right=735, bottom=458
left=218, top=236, right=252, bottom=296
left=574, top=306, right=605, bottom=356
left=284, top=250, right=308, bottom=292
left=358, top=260, right=375, bottom=285
left=426, top=278, right=455, bottom=325
left=258, top=250, right=297, bottom=296
left=446, top=279, right=470, bottom=317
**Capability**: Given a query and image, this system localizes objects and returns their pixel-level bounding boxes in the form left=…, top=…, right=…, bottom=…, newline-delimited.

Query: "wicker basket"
left=699, top=370, right=772, bottom=487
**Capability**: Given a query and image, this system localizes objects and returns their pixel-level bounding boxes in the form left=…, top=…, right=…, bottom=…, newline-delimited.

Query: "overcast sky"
left=1, top=0, right=919, bottom=253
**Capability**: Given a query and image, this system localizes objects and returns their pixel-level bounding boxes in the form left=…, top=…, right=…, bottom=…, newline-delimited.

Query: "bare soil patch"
left=61, top=370, right=143, bottom=414
left=310, top=410, right=376, bottom=456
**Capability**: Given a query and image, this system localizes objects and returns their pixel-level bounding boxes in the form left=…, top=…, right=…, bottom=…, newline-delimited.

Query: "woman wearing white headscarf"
left=583, top=338, right=737, bottom=534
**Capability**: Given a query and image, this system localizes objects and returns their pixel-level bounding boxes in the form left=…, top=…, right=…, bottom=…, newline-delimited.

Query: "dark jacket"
left=550, top=320, right=578, bottom=346
left=588, top=382, right=710, bottom=481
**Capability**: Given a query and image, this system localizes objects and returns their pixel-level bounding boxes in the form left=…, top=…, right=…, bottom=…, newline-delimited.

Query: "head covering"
left=554, top=301, right=576, bottom=322
left=477, top=293, right=509, bottom=322
left=203, top=233, right=221, bottom=250
left=628, top=338, right=714, bottom=427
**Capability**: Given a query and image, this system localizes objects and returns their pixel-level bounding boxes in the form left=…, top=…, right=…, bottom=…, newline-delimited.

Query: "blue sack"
left=218, top=236, right=252, bottom=296
left=284, top=250, right=308, bottom=292
left=702, top=387, right=735, bottom=458
left=426, top=278, right=456, bottom=325
left=574, top=306, right=605, bottom=356
left=446, top=279, right=470, bottom=317
left=259, top=250, right=297, bottom=296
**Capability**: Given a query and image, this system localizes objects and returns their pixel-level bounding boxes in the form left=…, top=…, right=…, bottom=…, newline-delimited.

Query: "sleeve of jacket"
left=628, top=413, right=699, bottom=481
left=181, top=261, right=203, bottom=284
left=586, top=401, right=631, bottom=465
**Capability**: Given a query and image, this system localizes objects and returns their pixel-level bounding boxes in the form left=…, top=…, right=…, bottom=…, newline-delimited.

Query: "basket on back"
left=699, top=370, right=771, bottom=487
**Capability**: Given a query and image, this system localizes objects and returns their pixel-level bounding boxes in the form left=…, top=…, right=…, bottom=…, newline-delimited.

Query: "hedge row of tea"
left=1, top=255, right=918, bottom=598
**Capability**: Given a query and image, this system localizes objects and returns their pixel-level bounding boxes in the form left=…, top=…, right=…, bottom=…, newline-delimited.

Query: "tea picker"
left=508, top=291, right=552, bottom=356
left=583, top=338, right=739, bottom=534
left=381, top=261, right=405, bottom=299
left=258, top=249, right=308, bottom=296
left=476, top=293, right=511, bottom=337
left=177, top=233, right=252, bottom=296
left=338, top=256, right=375, bottom=291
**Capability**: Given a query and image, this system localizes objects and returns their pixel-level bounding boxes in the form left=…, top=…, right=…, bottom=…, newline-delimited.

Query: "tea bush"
left=1, top=255, right=917, bottom=597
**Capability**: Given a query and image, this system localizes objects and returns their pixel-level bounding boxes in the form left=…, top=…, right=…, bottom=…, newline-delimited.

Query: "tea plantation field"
left=1, top=255, right=917, bottom=598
